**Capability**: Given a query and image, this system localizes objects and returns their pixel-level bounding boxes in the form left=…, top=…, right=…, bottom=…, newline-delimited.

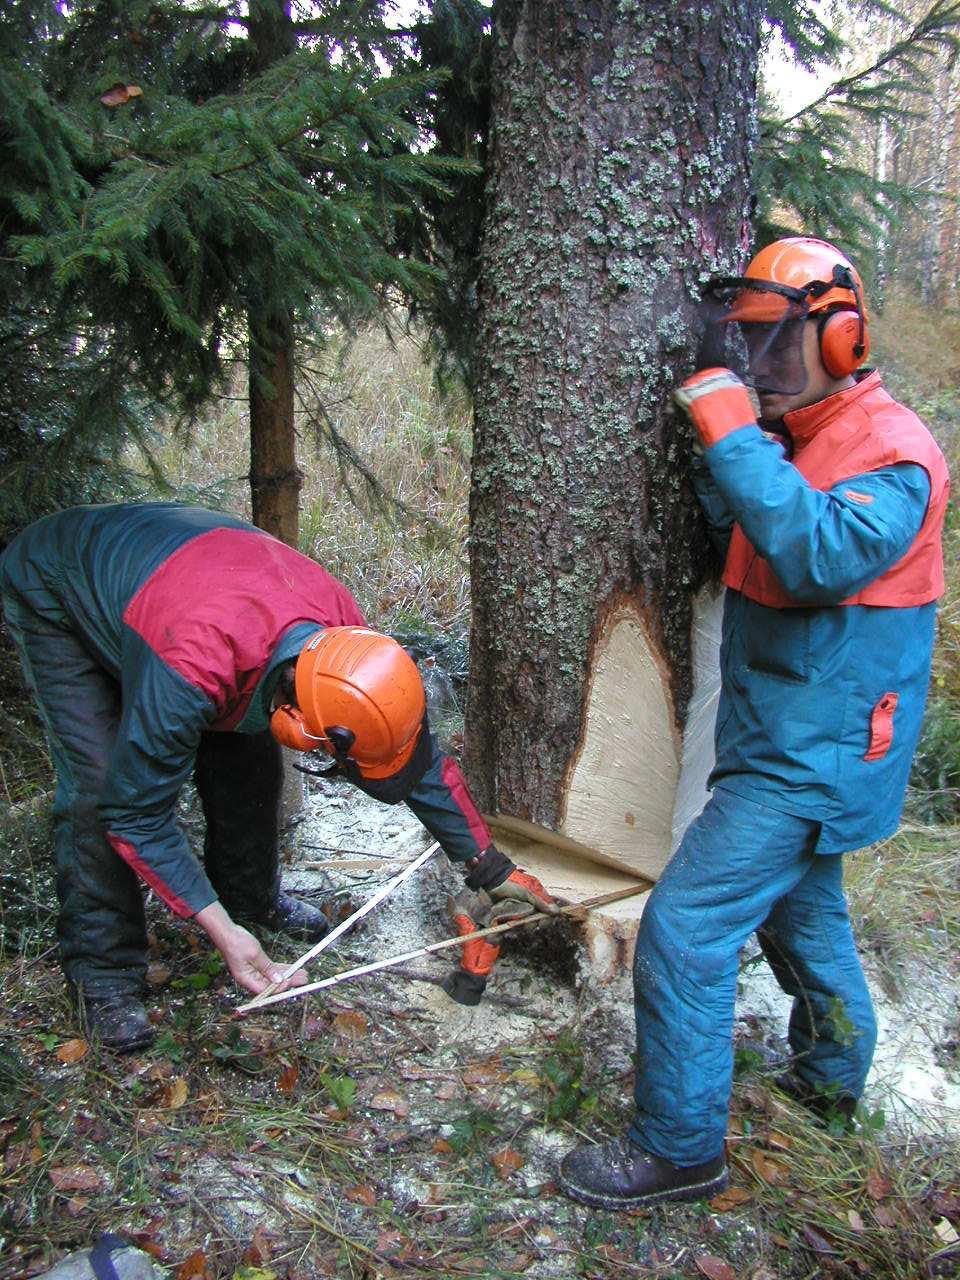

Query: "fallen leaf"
left=935, top=1217, right=960, bottom=1245
left=346, top=1184, right=377, bottom=1207
left=695, top=1255, right=737, bottom=1280
left=503, top=1252, right=534, bottom=1272
left=100, top=83, right=143, bottom=107
left=432, top=1138, right=453, bottom=1154
left=750, top=1148, right=790, bottom=1185
left=374, top=1230, right=404, bottom=1255
left=766, top=1129, right=793, bottom=1151
left=65, top=1196, right=90, bottom=1217
left=491, top=1147, right=524, bottom=1180
left=873, top=1204, right=898, bottom=1228
left=55, top=1038, right=89, bottom=1064
left=176, top=1249, right=209, bottom=1280
left=276, top=1063, right=299, bottom=1095
left=146, top=963, right=171, bottom=987
left=847, top=1209, right=865, bottom=1232
left=750, top=1267, right=777, bottom=1280
left=162, top=1078, right=188, bottom=1110
left=801, top=1224, right=836, bottom=1256
left=769, top=1232, right=791, bottom=1248
left=243, top=1226, right=274, bottom=1265
left=48, top=1164, right=104, bottom=1192
left=709, top=1185, right=753, bottom=1211
left=369, top=1090, right=409, bottom=1118
left=866, top=1168, right=893, bottom=1200
left=4, top=1141, right=37, bottom=1173
left=333, top=1010, right=368, bottom=1039
left=931, top=1189, right=960, bottom=1217
left=435, top=1081, right=458, bottom=1100
left=462, top=1061, right=509, bottom=1087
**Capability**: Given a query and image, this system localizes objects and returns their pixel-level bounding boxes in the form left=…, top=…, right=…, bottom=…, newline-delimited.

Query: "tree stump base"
left=485, top=814, right=653, bottom=983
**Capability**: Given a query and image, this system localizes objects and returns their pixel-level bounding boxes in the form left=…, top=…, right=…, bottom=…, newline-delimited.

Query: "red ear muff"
left=818, top=309, right=869, bottom=378
left=270, top=703, right=326, bottom=752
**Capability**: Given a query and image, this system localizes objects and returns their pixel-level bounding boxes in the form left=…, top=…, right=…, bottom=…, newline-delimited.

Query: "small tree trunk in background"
left=468, top=0, right=759, bottom=900
left=248, top=0, right=303, bottom=825
left=247, top=0, right=301, bottom=547
left=249, top=312, right=302, bottom=546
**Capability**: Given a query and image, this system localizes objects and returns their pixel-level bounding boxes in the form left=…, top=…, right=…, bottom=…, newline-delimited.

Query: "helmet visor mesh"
left=697, top=279, right=810, bottom=396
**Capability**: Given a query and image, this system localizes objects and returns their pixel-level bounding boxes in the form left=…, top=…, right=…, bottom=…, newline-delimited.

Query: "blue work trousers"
left=629, top=787, right=877, bottom=1165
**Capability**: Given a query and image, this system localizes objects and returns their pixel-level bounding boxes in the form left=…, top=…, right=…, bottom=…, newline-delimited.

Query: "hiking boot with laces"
left=559, top=1135, right=728, bottom=1210
left=82, top=992, right=154, bottom=1054
left=266, top=891, right=333, bottom=942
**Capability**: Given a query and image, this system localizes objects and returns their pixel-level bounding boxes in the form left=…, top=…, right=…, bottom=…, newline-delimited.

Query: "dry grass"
left=142, top=325, right=472, bottom=637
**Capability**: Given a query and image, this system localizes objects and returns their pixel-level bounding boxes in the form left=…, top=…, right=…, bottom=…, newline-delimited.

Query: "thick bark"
left=247, top=0, right=301, bottom=548
left=467, top=0, right=760, bottom=836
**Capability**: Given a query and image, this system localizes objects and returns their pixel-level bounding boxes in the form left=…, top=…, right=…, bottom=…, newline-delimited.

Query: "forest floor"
left=2, top=773, right=959, bottom=1280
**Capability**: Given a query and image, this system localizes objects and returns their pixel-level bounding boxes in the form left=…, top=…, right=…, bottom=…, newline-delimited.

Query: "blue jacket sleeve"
left=690, top=452, right=736, bottom=556
left=703, top=425, right=931, bottom=603
left=98, top=636, right=219, bottom=917
left=404, top=736, right=492, bottom=865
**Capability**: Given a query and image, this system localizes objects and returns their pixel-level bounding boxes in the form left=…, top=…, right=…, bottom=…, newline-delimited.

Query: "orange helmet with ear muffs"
left=742, top=237, right=870, bottom=378
left=270, top=627, right=426, bottom=779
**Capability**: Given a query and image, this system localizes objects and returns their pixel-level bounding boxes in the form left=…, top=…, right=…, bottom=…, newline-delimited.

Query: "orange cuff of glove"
left=674, top=367, right=757, bottom=448
left=453, top=912, right=501, bottom=977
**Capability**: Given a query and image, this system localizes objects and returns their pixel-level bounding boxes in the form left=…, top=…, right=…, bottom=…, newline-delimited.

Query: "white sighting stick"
left=244, top=841, right=440, bottom=1008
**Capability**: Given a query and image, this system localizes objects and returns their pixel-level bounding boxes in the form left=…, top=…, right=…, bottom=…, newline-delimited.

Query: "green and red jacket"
left=0, top=503, right=491, bottom=914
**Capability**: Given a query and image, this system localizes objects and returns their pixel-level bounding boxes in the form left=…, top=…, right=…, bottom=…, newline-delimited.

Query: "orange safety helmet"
left=726, top=237, right=870, bottom=377
left=270, top=627, right=426, bottom=779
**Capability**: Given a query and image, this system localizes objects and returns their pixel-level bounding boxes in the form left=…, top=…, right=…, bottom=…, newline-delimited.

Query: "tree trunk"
left=247, top=0, right=304, bottom=828
left=247, top=0, right=301, bottom=547
left=467, top=0, right=760, bottom=905
left=249, top=311, right=302, bottom=545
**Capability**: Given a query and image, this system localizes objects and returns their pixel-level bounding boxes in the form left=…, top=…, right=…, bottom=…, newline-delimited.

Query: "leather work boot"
left=82, top=993, right=155, bottom=1055
left=559, top=1136, right=728, bottom=1210
left=267, top=891, right=333, bottom=942
left=775, top=1072, right=857, bottom=1131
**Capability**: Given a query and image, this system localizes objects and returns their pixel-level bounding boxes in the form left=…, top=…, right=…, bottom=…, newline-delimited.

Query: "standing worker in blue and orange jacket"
left=0, top=503, right=555, bottom=1052
left=560, top=237, right=950, bottom=1210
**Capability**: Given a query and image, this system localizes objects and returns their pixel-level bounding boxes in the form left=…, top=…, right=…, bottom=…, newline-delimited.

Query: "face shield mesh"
left=697, top=279, right=811, bottom=396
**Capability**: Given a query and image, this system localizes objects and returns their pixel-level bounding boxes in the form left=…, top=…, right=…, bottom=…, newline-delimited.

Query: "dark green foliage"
left=0, top=0, right=466, bottom=537
left=909, top=694, right=960, bottom=820
left=393, top=0, right=489, bottom=381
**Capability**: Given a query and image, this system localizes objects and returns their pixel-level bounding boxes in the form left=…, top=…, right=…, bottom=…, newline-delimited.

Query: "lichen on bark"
left=467, top=0, right=760, bottom=823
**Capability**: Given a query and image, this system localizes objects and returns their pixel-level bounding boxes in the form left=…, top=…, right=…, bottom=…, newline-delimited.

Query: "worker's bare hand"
left=221, top=924, right=308, bottom=996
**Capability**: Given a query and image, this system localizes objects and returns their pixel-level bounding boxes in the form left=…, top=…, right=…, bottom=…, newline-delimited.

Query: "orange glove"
left=442, top=893, right=501, bottom=1006
left=673, top=367, right=758, bottom=449
left=488, top=868, right=559, bottom=914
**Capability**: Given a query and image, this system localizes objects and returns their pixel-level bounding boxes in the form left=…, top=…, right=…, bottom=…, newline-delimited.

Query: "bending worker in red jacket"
left=0, top=503, right=554, bottom=1052
left=560, top=237, right=949, bottom=1209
